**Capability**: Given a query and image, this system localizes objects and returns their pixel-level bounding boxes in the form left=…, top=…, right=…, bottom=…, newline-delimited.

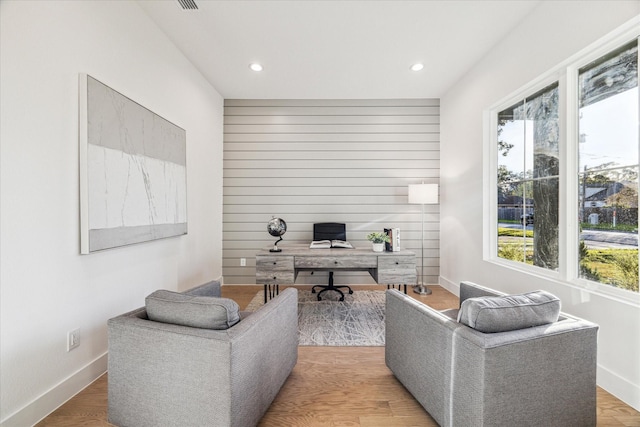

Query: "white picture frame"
left=79, top=74, right=187, bottom=254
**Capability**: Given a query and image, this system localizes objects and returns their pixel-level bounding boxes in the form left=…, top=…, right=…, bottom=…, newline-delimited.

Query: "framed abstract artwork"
left=79, top=74, right=187, bottom=254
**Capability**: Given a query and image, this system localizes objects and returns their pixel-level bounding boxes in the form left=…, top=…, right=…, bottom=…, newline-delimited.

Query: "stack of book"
left=384, top=228, right=400, bottom=252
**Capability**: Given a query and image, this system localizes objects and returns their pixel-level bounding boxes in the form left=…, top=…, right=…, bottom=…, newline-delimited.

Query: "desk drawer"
left=378, top=256, right=416, bottom=284
left=295, top=256, right=377, bottom=269
left=256, top=256, right=295, bottom=284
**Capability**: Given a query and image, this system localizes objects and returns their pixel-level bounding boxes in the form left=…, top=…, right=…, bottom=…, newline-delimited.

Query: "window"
left=578, top=41, right=639, bottom=292
left=497, top=83, right=560, bottom=271
left=490, top=31, right=639, bottom=297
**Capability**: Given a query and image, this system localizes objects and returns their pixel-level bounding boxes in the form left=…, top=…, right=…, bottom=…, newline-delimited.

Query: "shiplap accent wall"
left=223, top=99, right=440, bottom=285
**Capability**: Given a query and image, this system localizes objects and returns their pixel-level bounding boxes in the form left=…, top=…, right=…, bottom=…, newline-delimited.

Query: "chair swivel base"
left=312, top=284, right=354, bottom=301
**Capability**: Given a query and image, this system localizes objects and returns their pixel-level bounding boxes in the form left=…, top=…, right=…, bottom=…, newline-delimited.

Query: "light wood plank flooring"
left=37, top=285, right=640, bottom=427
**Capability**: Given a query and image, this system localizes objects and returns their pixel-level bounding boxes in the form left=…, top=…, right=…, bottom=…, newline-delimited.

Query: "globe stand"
left=270, top=237, right=283, bottom=252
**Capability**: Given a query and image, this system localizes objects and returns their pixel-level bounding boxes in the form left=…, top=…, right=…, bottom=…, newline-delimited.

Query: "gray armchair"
left=385, top=281, right=598, bottom=427
left=108, top=280, right=298, bottom=427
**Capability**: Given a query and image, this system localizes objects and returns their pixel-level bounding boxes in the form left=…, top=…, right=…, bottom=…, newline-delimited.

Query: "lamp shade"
left=408, top=183, right=438, bottom=204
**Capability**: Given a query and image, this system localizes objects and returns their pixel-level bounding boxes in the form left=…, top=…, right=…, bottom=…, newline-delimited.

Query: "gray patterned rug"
left=245, top=290, right=386, bottom=346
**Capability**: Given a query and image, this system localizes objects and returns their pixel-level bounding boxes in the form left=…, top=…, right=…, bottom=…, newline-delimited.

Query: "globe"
left=267, top=217, right=287, bottom=237
left=267, top=217, right=286, bottom=252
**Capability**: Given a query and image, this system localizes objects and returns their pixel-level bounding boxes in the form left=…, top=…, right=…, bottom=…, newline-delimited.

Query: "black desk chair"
left=311, top=223, right=354, bottom=301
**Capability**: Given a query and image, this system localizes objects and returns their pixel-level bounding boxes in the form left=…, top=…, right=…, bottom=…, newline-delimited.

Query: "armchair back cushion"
left=457, top=290, right=560, bottom=333
left=146, top=289, right=240, bottom=329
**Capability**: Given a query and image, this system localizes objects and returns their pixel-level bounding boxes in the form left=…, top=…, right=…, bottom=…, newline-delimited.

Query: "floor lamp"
left=408, top=183, right=438, bottom=295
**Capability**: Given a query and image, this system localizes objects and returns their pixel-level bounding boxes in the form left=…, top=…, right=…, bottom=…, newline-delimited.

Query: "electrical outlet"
left=67, top=328, right=80, bottom=352
left=240, top=258, right=246, bottom=267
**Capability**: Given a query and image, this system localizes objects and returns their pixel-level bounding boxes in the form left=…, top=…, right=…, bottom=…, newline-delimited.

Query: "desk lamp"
left=408, top=183, right=438, bottom=295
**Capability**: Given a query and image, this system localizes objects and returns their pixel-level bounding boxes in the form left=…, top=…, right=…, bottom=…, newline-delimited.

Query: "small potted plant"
left=366, top=232, right=390, bottom=252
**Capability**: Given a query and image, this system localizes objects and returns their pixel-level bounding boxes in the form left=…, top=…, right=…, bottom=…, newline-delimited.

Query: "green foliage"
left=497, top=228, right=534, bottom=264
left=498, top=242, right=533, bottom=264
left=497, top=231, right=638, bottom=292
left=583, top=173, right=613, bottom=185
left=581, top=247, right=639, bottom=292
left=497, top=119, right=513, bottom=156
left=606, top=185, right=638, bottom=208
left=580, top=222, right=638, bottom=233
left=612, top=251, right=639, bottom=292
left=498, top=227, right=534, bottom=238
left=366, top=232, right=390, bottom=244
left=579, top=241, right=601, bottom=282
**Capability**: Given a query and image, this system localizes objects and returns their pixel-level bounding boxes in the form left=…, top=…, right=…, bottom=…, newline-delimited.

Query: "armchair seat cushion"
left=457, top=290, right=560, bottom=333
left=440, top=308, right=459, bottom=321
left=145, top=289, right=240, bottom=329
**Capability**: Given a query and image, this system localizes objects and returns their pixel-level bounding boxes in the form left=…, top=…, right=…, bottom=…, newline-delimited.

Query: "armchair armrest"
left=459, top=280, right=504, bottom=306
left=385, top=289, right=460, bottom=425
left=183, top=279, right=222, bottom=297
left=224, top=287, right=298, bottom=427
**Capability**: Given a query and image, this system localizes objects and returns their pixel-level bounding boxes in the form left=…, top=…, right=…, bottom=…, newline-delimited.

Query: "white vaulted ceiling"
left=138, top=0, right=540, bottom=99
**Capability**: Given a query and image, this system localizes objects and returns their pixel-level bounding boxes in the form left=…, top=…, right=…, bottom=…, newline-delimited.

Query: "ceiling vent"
left=177, top=0, right=198, bottom=10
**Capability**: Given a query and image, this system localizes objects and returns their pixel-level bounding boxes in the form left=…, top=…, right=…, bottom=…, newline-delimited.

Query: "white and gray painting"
left=83, top=75, right=186, bottom=253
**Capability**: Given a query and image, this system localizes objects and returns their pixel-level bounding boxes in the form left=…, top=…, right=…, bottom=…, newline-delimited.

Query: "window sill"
left=487, top=257, right=640, bottom=307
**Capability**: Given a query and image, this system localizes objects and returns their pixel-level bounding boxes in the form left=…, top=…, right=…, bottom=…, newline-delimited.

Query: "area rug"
left=245, top=290, right=386, bottom=346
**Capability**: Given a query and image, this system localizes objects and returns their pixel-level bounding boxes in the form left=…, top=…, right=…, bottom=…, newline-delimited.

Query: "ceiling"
left=138, top=0, right=541, bottom=99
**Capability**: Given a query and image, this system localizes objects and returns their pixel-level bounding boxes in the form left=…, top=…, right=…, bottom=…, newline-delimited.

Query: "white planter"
left=372, top=243, right=385, bottom=252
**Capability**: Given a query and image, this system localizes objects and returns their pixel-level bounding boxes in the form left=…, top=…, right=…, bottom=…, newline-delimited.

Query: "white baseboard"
left=598, top=363, right=640, bottom=412
left=438, top=275, right=460, bottom=296
left=1, top=352, right=108, bottom=427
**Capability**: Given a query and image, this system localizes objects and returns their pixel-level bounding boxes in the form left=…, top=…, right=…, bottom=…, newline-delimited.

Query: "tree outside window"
left=497, top=83, right=560, bottom=271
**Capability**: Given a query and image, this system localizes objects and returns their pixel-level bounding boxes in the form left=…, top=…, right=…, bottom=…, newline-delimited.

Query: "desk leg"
left=386, top=284, right=408, bottom=294
left=264, top=284, right=280, bottom=303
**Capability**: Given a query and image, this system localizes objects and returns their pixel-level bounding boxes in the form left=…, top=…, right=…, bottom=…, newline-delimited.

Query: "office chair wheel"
left=348, top=289, right=354, bottom=294
left=339, top=296, right=345, bottom=301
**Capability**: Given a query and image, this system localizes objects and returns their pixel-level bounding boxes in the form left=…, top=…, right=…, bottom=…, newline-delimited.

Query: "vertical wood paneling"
left=223, top=99, right=440, bottom=285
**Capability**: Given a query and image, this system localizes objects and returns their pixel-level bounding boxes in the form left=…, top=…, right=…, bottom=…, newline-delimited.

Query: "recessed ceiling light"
left=410, top=63, right=424, bottom=72
left=249, top=63, right=263, bottom=72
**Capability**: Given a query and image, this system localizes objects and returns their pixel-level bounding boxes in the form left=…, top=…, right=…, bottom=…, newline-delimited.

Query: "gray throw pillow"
left=457, top=290, right=560, bottom=333
left=146, top=290, right=240, bottom=330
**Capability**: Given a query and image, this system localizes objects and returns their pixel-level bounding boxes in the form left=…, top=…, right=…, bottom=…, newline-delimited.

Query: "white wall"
left=0, top=1, right=224, bottom=425
left=440, top=1, right=640, bottom=410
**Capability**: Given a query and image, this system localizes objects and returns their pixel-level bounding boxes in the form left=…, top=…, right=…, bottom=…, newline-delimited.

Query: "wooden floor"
left=37, top=285, right=640, bottom=427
